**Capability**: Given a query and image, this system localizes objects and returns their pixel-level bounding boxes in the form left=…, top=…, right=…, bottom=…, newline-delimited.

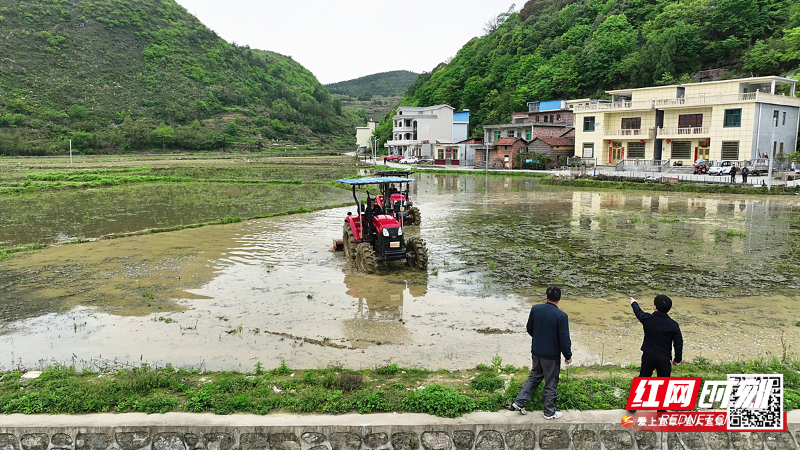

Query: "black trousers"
left=639, top=353, right=671, bottom=377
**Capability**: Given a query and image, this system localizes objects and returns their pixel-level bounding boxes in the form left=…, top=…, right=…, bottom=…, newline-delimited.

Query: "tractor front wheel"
left=355, top=243, right=379, bottom=274
left=405, top=237, right=429, bottom=270
left=406, top=206, right=421, bottom=226
left=343, top=223, right=357, bottom=260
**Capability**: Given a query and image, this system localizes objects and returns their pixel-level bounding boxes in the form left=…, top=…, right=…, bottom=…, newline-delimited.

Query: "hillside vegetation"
left=0, top=0, right=357, bottom=155
left=326, top=71, right=419, bottom=100
left=377, top=0, right=800, bottom=143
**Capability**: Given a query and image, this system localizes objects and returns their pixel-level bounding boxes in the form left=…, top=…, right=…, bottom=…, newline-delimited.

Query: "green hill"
left=0, top=0, right=357, bottom=155
left=326, top=71, right=419, bottom=100
left=377, top=0, right=800, bottom=143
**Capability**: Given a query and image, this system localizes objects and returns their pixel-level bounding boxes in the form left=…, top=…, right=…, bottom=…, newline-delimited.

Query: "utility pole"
left=69, top=140, right=73, bottom=167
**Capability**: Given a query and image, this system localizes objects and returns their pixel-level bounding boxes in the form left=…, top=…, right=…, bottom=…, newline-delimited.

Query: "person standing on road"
left=509, top=286, right=572, bottom=419
left=730, top=165, right=738, bottom=184
left=742, top=166, right=750, bottom=184
left=628, top=295, right=683, bottom=377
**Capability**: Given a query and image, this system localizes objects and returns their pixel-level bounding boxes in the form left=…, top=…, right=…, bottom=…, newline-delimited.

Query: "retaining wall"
left=1, top=413, right=799, bottom=450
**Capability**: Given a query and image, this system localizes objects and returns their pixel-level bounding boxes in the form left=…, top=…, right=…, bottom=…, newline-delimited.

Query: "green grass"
left=1, top=357, right=797, bottom=416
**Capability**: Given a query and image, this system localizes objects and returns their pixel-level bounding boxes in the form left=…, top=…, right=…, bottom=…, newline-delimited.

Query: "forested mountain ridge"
left=325, top=71, right=419, bottom=100
left=0, top=0, right=357, bottom=154
left=376, top=0, right=800, bottom=143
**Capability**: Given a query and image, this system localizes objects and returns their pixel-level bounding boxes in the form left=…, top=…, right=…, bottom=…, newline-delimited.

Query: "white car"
left=708, top=160, right=734, bottom=176
left=400, top=156, right=419, bottom=164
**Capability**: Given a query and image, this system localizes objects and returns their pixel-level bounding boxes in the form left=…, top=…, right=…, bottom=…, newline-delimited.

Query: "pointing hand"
left=630, top=297, right=637, bottom=304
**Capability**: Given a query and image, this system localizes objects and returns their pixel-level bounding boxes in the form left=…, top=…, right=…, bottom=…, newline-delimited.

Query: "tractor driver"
left=369, top=198, right=383, bottom=217
left=388, top=184, right=399, bottom=195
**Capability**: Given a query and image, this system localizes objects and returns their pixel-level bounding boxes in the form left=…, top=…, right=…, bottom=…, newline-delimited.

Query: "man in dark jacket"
left=629, top=294, right=683, bottom=377
left=509, top=286, right=572, bottom=419
left=730, top=165, right=738, bottom=183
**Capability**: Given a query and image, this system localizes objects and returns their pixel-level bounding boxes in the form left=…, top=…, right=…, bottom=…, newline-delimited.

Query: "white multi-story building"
left=385, top=105, right=469, bottom=158
left=572, top=76, right=800, bottom=165
left=355, top=120, right=378, bottom=153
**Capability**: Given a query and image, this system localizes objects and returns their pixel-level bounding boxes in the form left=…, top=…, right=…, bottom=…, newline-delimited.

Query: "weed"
left=470, top=374, right=504, bottom=392
left=491, top=353, right=503, bottom=369
left=400, top=385, right=476, bottom=418
left=271, top=360, right=292, bottom=376
left=374, top=364, right=400, bottom=376
left=142, top=291, right=154, bottom=300
left=338, top=372, right=364, bottom=392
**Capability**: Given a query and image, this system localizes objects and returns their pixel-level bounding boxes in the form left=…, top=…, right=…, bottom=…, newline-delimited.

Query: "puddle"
left=2, top=174, right=800, bottom=370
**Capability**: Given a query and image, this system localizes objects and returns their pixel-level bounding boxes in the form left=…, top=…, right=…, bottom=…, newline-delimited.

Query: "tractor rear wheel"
left=405, top=237, right=429, bottom=270
left=406, top=206, right=421, bottom=226
left=343, top=223, right=357, bottom=260
left=355, top=243, right=378, bottom=274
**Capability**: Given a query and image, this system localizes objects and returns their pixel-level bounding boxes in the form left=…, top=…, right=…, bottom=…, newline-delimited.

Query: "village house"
left=475, top=137, right=529, bottom=169
left=572, top=76, right=800, bottom=166
left=384, top=105, right=469, bottom=161
left=527, top=136, right=575, bottom=159
left=355, top=120, right=378, bottom=153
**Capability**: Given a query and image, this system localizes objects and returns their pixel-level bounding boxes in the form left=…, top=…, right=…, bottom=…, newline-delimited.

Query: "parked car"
left=708, top=160, right=734, bottom=176
left=400, top=156, right=419, bottom=164
left=384, top=155, right=403, bottom=162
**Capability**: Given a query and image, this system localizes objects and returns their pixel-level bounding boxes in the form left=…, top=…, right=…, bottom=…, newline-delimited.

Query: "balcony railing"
left=574, top=91, right=800, bottom=113
left=656, top=127, right=710, bottom=137
left=393, top=126, right=414, bottom=132
left=603, top=128, right=656, bottom=139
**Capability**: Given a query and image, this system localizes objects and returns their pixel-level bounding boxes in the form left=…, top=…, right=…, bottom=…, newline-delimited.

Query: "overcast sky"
left=175, top=0, right=514, bottom=84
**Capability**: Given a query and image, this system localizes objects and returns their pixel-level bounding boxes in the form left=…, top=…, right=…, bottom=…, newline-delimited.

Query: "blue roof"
left=337, top=177, right=414, bottom=185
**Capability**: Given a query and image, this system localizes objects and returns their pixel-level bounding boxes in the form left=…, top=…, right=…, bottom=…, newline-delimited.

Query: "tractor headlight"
left=382, top=228, right=390, bottom=237
left=397, top=228, right=403, bottom=236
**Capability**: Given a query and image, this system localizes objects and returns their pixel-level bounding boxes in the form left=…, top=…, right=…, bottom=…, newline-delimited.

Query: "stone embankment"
left=1, top=410, right=799, bottom=450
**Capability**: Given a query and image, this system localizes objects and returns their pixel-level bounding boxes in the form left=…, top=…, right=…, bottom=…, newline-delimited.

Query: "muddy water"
left=2, top=174, right=800, bottom=370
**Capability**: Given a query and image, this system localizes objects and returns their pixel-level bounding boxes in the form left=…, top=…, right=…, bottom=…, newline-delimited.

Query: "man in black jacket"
left=509, top=286, right=572, bottom=419
left=629, top=294, right=683, bottom=377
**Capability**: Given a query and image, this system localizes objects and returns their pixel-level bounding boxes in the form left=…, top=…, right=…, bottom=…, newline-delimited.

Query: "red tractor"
left=374, top=170, right=421, bottom=226
left=334, top=176, right=428, bottom=274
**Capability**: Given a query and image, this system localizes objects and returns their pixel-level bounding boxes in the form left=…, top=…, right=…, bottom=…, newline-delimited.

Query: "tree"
left=151, top=123, right=175, bottom=151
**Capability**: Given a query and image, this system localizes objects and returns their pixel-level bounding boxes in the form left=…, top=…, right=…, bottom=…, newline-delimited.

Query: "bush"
left=470, top=374, right=504, bottom=392
left=353, top=390, right=393, bottom=414
left=400, top=385, right=476, bottom=418
left=338, top=372, right=363, bottom=392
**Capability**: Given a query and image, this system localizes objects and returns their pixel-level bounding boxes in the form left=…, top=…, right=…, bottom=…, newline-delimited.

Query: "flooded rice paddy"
left=2, top=173, right=800, bottom=371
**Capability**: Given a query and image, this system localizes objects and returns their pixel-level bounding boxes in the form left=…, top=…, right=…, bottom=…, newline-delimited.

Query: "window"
left=507, top=131, right=515, bottom=137
left=517, top=132, right=522, bottom=138
left=621, top=117, right=641, bottom=129
left=773, top=110, right=779, bottom=126
left=494, top=131, right=501, bottom=142
left=783, top=112, right=786, bottom=125
left=628, top=142, right=645, bottom=159
left=535, top=116, right=540, bottom=122
left=780, top=142, right=785, bottom=154
left=437, top=149, right=444, bottom=159
left=544, top=115, right=548, bottom=123
left=723, top=109, right=741, bottom=127
left=721, top=141, right=739, bottom=160
left=678, top=114, right=703, bottom=129
left=557, top=114, right=561, bottom=121
left=582, top=143, right=594, bottom=158
left=583, top=116, right=596, bottom=132
left=515, top=118, right=525, bottom=124
left=550, top=115, right=554, bottom=123
left=671, top=141, right=692, bottom=159
left=526, top=130, right=532, bottom=141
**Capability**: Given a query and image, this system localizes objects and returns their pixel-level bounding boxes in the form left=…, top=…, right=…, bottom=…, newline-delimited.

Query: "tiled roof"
left=494, top=137, right=526, bottom=146
left=536, top=137, right=575, bottom=146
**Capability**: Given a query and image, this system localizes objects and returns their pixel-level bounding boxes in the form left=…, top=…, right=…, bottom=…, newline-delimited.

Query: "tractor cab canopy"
left=336, top=176, right=413, bottom=186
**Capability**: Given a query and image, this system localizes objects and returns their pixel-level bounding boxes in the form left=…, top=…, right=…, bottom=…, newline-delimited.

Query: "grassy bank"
left=1, top=357, right=797, bottom=416
left=409, top=168, right=552, bottom=178
left=541, top=176, right=799, bottom=195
